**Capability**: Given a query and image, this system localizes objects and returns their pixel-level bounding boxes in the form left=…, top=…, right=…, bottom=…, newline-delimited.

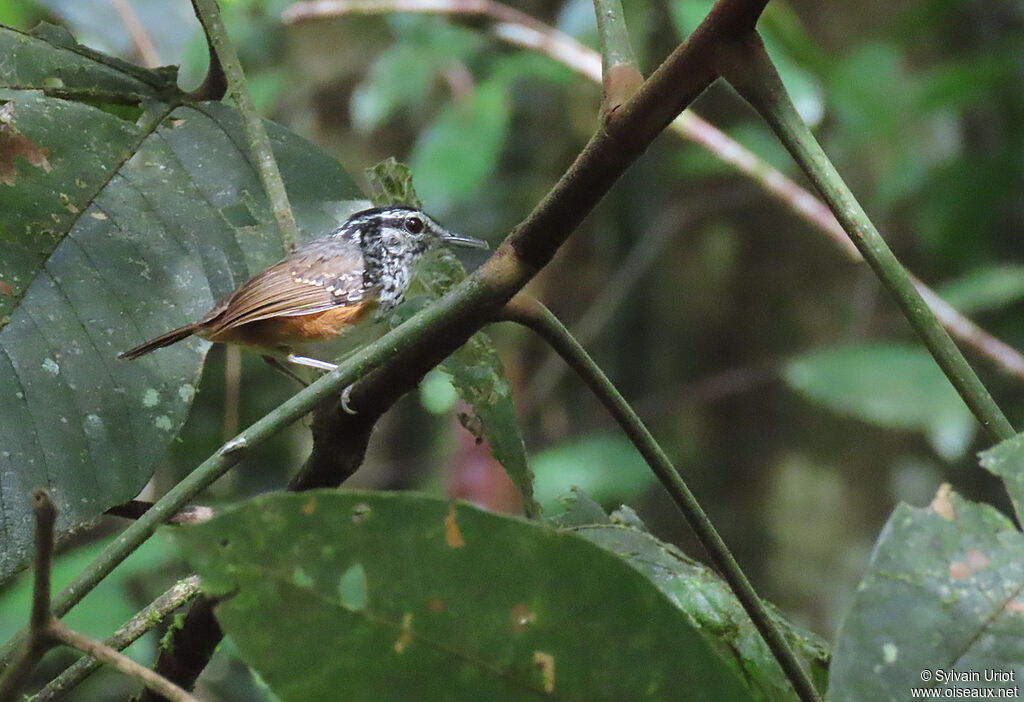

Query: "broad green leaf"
left=979, top=433, right=1024, bottom=524
left=828, top=487, right=1024, bottom=701
left=0, top=23, right=362, bottom=583
left=532, top=433, right=659, bottom=512
left=552, top=492, right=830, bottom=701
left=174, top=490, right=754, bottom=701
left=369, top=160, right=538, bottom=516
left=410, top=80, right=510, bottom=212
left=783, top=344, right=976, bottom=460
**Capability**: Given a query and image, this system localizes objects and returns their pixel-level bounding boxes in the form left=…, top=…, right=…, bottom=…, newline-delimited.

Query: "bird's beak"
left=441, top=231, right=490, bottom=250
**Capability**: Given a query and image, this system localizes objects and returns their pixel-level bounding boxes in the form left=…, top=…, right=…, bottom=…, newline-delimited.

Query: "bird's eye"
left=404, top=215, right=424, bottom=234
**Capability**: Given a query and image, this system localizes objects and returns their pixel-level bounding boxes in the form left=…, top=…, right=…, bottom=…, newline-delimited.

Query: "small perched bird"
left=119, top=206, right=488, bottom=372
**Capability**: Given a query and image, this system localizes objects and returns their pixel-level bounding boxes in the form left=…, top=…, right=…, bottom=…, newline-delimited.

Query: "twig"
left=0, top=494, right=200, bottom=702
left=190, top=0, right=300, bottom=249
left=48, top=622, right=198, bottom=702
left=718, top=33, right=1015, bottom=442
left=591, top=0, right=642, bottom=114
left=282, top=0, right=1024, bottom=386
left=501, top=296, right=822, bottom=702
left=0, top=490, right=59, bottom=702
left=111, top=0, right=162, bottom=67
left=35, top=577, right=202, bottom=701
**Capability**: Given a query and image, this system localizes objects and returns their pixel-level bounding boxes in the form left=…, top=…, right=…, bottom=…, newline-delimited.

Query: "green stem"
left=190, top=0, right=300, bottom=249
left=35, top=576, right=202, bottom=701
left=718, top=34, right=1015, bottom=442
left=502, top=295, right=823, bottom=702
left=592, top=0, right=643, bottom=112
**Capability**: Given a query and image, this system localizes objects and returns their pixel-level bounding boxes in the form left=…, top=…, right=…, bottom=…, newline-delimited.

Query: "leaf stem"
left=501, top=295, right=823, bottom=702
left=190, top=0, right=300, bottom=248
left=717, top=34, right=1015, bottom=442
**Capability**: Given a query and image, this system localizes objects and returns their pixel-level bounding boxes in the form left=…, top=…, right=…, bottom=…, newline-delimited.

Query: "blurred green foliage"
left=3, top=0, right=1024, bottom=697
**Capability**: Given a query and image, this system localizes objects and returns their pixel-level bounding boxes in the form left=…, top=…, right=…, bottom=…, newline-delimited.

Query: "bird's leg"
left=283, top=354, right=358, bottom=414
left=262, top=355, right=310, bottom=387
left=285, top=353, right=339, bottom=372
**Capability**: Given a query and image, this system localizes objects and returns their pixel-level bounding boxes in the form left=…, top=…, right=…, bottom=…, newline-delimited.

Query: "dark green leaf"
left=550, top=490, right=830, bottom=701
left=573, top=524, right=830, bottom=700
left=783, top=344, right=976, bottom=459
left=828, top=487, right=1024, bottom=701
left=174, top=490, right=753, bottom=701
left=366, top=157, right=422, bottom=209
left=0, top=25, right=362, bottom=582
left=979, top=433, right=1024, bottom=524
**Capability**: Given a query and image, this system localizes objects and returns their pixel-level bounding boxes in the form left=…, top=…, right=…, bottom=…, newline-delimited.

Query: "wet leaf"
left=0, top=23, right=362, bottom=583
left=174, top=490, right=753, bottom=701
left=828, top=486, right=1024, bottom=701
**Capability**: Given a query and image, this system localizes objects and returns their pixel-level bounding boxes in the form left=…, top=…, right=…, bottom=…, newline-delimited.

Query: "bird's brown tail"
left=118, top=323, right=202, bottom=360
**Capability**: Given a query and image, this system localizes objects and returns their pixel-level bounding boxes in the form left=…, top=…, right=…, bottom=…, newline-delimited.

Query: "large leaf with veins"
left=0, top=23, right=362, bottom=582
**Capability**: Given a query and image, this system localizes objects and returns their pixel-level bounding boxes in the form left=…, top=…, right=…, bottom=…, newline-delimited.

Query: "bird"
left=119, top=205, right=488, bottom=375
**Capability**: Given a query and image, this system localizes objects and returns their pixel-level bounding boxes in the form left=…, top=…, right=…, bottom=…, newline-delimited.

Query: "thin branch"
left=591, top=0, right=643, bottom=114
left=48, top=621, right=198, bottom=702
left=112, top=0, right=163, bottom=67
left=718, top=33, right=1015, bottom=442
left=35, top=577, right=202, bottom=701
left=0, top=494, right=199, bottom=702
left=282, top=0, right=1024, bottom=386
left=0, top=490, right=59, bottom=702
left=501, top=295, right=822, bottom=702
left=190, top=0, right=299, bottom=248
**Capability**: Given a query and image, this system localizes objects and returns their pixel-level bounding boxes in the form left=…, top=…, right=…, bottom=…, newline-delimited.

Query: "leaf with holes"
left=174, top=490, right=753, bottom=701
left=0, top=23, right=362, bottom=583
left=827, top=486, right=1024, bottom=701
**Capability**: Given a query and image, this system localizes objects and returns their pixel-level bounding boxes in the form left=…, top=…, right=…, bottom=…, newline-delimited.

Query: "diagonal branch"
left=283, top=0, right=1024, bottom=387
left=718, top=33, right=1015, bottom=442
